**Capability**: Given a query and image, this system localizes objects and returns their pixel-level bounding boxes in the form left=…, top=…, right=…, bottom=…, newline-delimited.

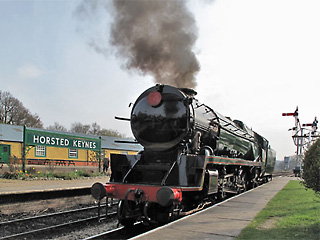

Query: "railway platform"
left=134, top=176, right=292, bottom=240
left=0, top=177, right=109, bottom=194
left=0, top=175, right=110, bottom=214
left=0, top=164, right=109, bottom=194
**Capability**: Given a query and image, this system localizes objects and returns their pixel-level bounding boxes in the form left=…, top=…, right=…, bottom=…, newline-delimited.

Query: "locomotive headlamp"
left=147, top=91, right=162, bottom=107
left=156, top=187, right=182, bottom=207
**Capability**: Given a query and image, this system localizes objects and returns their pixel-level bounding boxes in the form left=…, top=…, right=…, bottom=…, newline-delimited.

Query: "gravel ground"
left=52, top=219, right=119, bottom=240
left=1, top=201, right=121, bottom=239
left=0, top=177, right=121, bottom=239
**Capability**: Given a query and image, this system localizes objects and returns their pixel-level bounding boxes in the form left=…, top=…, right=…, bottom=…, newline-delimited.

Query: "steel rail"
left=0, top=211, right=117, bottom=240
left=0, top=205, right=98, bottom=226
left=0, top=202, right=118, bottom=226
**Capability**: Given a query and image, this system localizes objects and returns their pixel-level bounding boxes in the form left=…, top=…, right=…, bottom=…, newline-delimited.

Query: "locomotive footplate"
left=206, top=156, right=263, bottom=167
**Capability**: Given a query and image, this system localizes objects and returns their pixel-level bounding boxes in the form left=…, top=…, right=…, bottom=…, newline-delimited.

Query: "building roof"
left=0, top=124, right=23, bottom=142
left=0, top=123, right=143, bottom=152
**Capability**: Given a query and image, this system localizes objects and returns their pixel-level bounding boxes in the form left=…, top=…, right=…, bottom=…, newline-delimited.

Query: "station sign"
left=25, top=128, right=101, bottom=150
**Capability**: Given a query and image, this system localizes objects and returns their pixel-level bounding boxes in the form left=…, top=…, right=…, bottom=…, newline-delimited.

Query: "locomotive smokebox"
left=131, top=85, right=191, bottom=151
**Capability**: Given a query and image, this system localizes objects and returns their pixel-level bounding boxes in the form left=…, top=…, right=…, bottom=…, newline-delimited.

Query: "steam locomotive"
left=91, top=84, right=276, bottom=226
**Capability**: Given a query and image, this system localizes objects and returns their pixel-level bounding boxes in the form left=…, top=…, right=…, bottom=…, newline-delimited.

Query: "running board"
left=206, top=156, right=263, bottom=167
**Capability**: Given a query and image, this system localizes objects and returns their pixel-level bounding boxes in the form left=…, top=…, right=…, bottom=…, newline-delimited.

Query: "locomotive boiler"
left=91, top=84, right=276, bottom=226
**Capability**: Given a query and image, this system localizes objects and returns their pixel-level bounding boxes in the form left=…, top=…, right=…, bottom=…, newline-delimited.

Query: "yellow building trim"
left=103, top=149, right=138, bottom=159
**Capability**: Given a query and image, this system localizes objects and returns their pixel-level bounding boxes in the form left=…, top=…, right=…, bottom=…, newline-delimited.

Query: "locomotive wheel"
left=145, top=203, right=176, bottom=224
left=117, top=200, right=137, bottom=227
left=169, top=206, right=180, bottom=221
left=217, top=187, right=226, bottom=201
left=247, top=180, right=258, bottom=189
left=247, top=181, right=254, bottom=190
left=120, top=218, right=136, bottom=228
left=244, top=180, right=250, bottom=191
left=217, top=176, right=226, bottom=201
left=239, top=174, right=248, bottom=193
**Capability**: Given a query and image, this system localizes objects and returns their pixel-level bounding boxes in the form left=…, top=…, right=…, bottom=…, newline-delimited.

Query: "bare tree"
left=69, top=121, right=126, bottom=138
left=100, top=128, right=126, bottom=138
left=89, top=122, right=101, bottom=135
left=0, top=90, right=43, bottom=128
left=23, top=111, right=43, bottom=128
left=70, top=122, right=90, bottom=134
left=47, top=122, right=67, bottom=132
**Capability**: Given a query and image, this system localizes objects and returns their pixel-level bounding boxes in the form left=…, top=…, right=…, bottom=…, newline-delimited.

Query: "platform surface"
left=0, top=176, right=109, bottom=194
left=134, top=177, right=292, bottom=240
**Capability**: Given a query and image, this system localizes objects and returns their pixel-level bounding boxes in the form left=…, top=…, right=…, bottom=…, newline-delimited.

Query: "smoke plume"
left=76, top=0, right=200, bottom=88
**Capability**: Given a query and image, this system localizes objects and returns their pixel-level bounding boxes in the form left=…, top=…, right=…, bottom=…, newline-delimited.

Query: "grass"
left=236, top=180, right=320, bottom=240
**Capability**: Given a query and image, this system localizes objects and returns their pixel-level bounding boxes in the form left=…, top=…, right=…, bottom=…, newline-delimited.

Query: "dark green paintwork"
left=206, top=156, right=263, bottom=167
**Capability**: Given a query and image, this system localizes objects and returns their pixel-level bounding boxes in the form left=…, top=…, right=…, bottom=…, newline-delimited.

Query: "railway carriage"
left=91, top=84, right=276, bottom=226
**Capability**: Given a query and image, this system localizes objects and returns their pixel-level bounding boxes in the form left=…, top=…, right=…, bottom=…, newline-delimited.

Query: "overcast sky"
left=1, top=0, right=320, bottom=160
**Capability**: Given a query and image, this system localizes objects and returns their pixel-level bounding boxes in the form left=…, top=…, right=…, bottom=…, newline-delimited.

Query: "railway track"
left=82, top=174, right=295, bottom=239
left=272, top=171, right=295, bottom=178
left=0, top=173, right=294, bottom=239
left=0, top=203, right=117, bottom=240
left=81, top=190, right=243, bottom=239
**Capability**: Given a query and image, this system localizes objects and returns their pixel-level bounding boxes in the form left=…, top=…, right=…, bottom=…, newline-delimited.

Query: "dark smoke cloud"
left=76, top=0, right=200, bottom=89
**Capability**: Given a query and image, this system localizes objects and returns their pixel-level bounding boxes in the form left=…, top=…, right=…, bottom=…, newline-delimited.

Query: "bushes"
left=2, top=170, right=31, bottom=180
left=50, top=170, right=92, bottom=180
left=302, top=138, right=320, bottom=196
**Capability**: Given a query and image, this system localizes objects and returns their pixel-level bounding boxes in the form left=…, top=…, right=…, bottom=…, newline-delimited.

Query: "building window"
left=35, top=145, right=46, bottom=157
left=69, top=149, right=78, bottom=158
